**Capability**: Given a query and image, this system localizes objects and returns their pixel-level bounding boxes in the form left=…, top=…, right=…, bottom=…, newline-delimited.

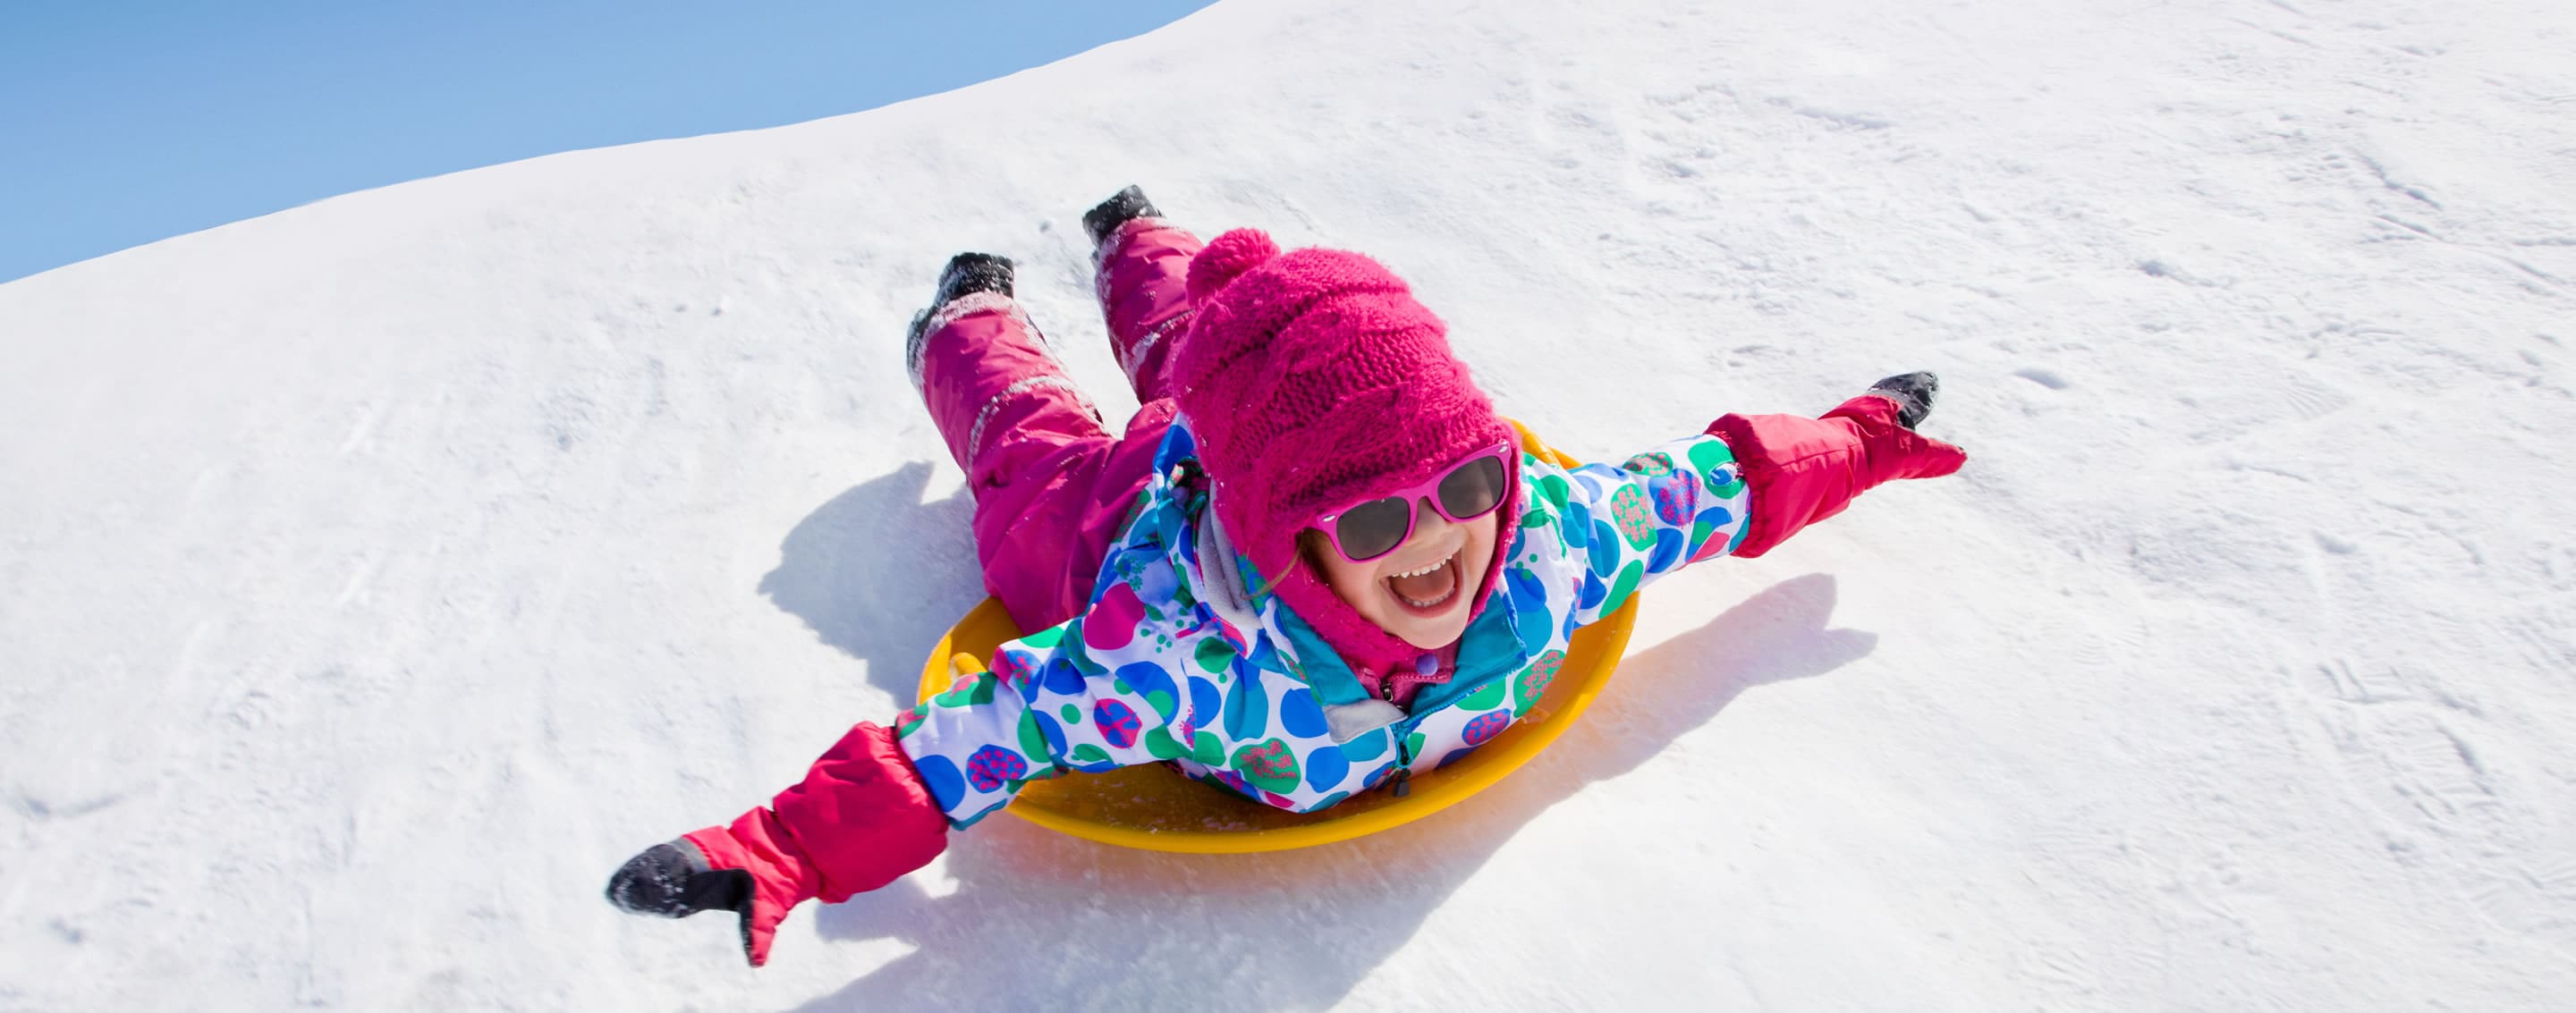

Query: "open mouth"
left=1384, top=551, right=1463, bottom=613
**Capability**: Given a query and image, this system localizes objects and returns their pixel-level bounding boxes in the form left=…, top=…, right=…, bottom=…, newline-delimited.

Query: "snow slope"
left=5, top=0, right=2575, bottom=1008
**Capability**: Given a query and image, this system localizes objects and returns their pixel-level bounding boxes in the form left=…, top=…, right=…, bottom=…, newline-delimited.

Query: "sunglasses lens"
left=1435, top=454, right=1508, bottom=520
left=1333, top=497, right=1412, bottom=561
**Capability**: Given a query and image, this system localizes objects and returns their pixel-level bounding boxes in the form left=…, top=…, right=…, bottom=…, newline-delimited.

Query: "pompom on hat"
left=1169, top=229, right=1519, bottom=671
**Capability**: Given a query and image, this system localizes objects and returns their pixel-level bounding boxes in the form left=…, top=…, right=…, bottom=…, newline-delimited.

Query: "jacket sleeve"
left=892, top=577, right=1215, bottom=828
left=1529, top=431, right=1753, bottom=627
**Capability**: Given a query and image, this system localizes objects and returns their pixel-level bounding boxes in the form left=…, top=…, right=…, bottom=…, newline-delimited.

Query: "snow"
left=4, top=0, right=2574, bottom=1008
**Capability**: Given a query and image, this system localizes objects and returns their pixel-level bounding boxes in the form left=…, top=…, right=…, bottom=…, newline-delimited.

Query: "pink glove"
left=1706, top=374, right=1967, bottom=559
left=606, top=722, right=948, bottom=967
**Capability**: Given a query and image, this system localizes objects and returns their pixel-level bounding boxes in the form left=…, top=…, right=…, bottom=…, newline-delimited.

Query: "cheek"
left=1324, top=558, right=1368, bottom=595
left=1304, top=534, right=1377, bottom=595
left=1469, top=512, right=1503, bottom=565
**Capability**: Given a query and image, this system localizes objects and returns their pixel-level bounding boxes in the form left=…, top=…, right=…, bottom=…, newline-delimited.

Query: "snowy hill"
left=6, top=0, right=2575, bottom=1008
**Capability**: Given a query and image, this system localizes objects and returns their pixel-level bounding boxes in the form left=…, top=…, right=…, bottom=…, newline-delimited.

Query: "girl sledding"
left=606, top=186, right=1968, bottom=966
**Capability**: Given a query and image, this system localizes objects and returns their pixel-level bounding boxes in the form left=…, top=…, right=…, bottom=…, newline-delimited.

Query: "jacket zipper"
left=1377, top=668, right=1416, bottom=798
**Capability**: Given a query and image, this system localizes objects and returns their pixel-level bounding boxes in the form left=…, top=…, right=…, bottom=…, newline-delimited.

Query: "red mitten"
left=676, top=807, right=821, bottom=968
left=607, top=722, right=949, bottom=967
left=1707, top=381, right=1966, bottom=559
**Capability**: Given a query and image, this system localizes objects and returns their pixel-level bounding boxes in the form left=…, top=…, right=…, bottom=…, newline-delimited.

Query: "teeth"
left=1396, top=585, right=1457, bottom=609
left=1387, top=555, right=1458, bottom=609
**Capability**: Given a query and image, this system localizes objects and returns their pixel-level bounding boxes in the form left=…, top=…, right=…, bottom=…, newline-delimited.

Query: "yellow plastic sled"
left=914, top=421, right=1638, bottom=854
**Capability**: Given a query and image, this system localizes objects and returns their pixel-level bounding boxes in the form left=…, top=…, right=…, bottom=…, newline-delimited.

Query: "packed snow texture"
left=5, top=0, right=2574, bottom=1009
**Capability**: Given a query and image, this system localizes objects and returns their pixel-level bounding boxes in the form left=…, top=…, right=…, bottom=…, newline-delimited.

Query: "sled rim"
left=913, top=420, right=1635, bottom=854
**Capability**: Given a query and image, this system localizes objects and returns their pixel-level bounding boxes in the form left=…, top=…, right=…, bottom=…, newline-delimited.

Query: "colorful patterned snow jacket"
left=892, top=416, right=1753, bottom=827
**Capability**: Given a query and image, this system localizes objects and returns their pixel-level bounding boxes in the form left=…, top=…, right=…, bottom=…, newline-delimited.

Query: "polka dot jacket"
left=894, top=418, right=1751, bottom=828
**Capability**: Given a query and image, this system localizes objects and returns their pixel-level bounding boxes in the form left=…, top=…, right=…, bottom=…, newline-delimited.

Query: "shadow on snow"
left=758, top=460, right=983, bottom=705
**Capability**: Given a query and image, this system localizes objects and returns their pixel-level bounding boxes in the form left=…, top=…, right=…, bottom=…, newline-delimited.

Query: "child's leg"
left=912, top=291, right=1095, bottom=478
left=912, top=288, right=1168, bottom=631
left=1093, top=217, right=1205, bottom=403
left=912, top=290, right=1098, bottom=629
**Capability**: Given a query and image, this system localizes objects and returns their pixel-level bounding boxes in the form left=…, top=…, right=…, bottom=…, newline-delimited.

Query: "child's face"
left=1305, top=501, right=1501, bottom=651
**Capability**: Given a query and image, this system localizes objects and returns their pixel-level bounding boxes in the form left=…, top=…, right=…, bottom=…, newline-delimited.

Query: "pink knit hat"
left=1169, top=228, right=1519, bottom=670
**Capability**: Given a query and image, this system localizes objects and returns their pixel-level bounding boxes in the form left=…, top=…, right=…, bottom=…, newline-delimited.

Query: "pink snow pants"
left=914, top=221, right=1205, bottom=632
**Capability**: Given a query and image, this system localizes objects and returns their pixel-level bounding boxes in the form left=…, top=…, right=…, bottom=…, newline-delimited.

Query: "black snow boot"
left=1082, top=185, right=1162, bottom=248
left=905, top=252, right=1016, bottom=370
left=1867, top=371, right=1940, bottom=430
left=932, top=251, right=1014, bottom=305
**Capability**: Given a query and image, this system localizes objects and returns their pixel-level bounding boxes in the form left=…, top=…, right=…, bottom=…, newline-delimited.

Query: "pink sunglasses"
left=1312, top=442, right=1515, bottom=562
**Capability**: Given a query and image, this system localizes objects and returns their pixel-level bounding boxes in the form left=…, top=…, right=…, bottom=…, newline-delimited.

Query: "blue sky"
left=0, top=1, right=1216, bottom=283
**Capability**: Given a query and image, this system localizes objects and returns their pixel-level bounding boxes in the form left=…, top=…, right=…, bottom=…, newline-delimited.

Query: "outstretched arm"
left=1530, top=373, right=1964, bottom=628
left=605, top=721, right=946, bottom=967
left=606, top=545, right=1221, bottom=967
